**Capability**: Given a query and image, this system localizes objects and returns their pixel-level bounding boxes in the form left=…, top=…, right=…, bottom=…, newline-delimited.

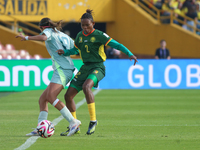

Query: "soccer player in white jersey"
left=16, top=17, right=81, bottom=136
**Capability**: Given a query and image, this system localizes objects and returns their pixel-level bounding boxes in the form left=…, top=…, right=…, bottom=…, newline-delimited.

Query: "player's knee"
left=64, top=92, right=72, bottom=102
left=39, top=95, right=46, bottom=104
left=64, top=92, right=69, bottom=100
left=45, top=94, right=50, bottom=101
left=82, top=84, right=91, bottom=93
left=45, top=93, right=55, bottom=104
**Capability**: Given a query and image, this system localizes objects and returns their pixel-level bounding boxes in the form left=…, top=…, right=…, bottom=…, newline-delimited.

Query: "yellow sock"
left=87, top=103, right=96, bottom=121
left=71, top=111, right=77, bottom=119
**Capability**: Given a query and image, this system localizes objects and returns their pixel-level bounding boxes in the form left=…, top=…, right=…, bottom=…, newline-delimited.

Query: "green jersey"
left=74, top=29, right=112, bottom=63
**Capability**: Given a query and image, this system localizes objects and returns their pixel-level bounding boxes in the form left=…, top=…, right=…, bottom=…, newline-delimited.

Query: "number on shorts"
left=75, top=72, right=81, bottom=78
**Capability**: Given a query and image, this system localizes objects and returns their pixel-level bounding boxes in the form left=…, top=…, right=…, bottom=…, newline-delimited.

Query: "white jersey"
left=41, top=28, right=74, bottom=70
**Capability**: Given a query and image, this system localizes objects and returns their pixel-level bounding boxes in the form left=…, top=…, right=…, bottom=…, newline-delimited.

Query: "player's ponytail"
left=39, top=18, right=62, bottom=31
left=49, top=20, right=62, bottom=31
left=81, top=9, right=94, bottom=21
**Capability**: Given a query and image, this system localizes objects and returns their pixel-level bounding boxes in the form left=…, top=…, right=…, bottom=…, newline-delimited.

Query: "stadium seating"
left=0, top=42, right=42, bottom=60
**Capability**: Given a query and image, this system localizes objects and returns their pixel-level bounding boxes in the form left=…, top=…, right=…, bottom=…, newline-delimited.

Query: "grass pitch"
left=0, top=89, right=199, bottom=150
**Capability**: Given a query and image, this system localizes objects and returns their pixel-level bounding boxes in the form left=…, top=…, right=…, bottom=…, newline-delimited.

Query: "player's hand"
left=130, top=55, right=138, bottom=66
left=15, top=34, right=26, bottom=41
left=56, top=49, right=64, bottom=55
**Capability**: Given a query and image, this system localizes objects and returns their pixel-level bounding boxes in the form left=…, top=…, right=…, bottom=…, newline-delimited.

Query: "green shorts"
left=70, top=62, right=105, bottom=92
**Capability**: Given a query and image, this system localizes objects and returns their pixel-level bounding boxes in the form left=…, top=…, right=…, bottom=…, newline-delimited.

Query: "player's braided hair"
left=81, top=9, right=94, bottom=21
left=39, top=17, right=62, bottom=31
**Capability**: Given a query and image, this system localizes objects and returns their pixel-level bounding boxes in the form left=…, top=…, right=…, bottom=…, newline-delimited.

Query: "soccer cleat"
left=26, top=128, right=39, bottom=136
left=67, top=119, right=81, bottom=136
left=86, top=121, right=98, bottom=135
left=60, top=127, right=80, bottom=136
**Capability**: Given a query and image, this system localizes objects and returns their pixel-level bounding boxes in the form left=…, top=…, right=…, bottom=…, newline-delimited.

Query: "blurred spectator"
left=181, top=0, right=197, bottom=32
left=161, top=0, right=172, bottom=23
left=10, top=51, right=21, bottom=59
left=106, top=46, right=121, bottom=59
left=7, top=54, right=12, bottom=60
left=33, top=54, right=42, bottom=60
left=155, top=40, right=171, bottom=59
left=1, top=50, right=8, bottom=59
left=5, top=44, right=15, bottom=54
left=5, top=44, right=15, bottom=51
left=0, top=43, right=5, bottom=51
left=170, top=0, right=183, bottom=22
left=0, top=42, right=44, bottom=60
left=19, top=49, right=31, bottom=59
left=196, top=2, right=200, bottom=33
left=161, top=0, right=181, bottom=24
left=18, top=28, right=25, bottom=36
left=154, top=0, right=165, bottom=9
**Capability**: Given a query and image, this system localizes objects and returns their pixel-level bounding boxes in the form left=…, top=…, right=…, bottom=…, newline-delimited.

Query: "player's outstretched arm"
left=15, top=34, right=47, bottom=41
left=56, top=47, right=79, bottom=56
left=129, top=55, right=138, bottom=66
left=107, top=39, right=138, bottom=65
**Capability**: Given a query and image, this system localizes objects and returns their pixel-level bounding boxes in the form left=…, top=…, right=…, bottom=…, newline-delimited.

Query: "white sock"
left=60, top=106, right=74, bottom=123
left=38, top=111, right=48, bottom=123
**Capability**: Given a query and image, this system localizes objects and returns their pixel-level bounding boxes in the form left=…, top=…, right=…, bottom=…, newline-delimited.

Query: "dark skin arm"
left=56, top=50, right=138, bottom=66
left=129, top=55, right=138, bottom=66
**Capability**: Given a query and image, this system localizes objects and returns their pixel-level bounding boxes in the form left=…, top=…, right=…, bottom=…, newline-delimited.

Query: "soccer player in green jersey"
left=16, top=17, right=81, bottom=137
left=57, top=9, right=138, bottom=135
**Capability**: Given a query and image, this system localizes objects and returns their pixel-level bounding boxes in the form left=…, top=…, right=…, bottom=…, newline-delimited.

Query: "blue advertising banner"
left=100, top=59, right=200, bottom=89
left=0, top=59, right=200, bottom=91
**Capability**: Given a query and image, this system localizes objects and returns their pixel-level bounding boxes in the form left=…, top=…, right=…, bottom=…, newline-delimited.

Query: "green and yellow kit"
left=74, top=29, right=112, bottom=63
left=63, top=29, right=134, bottom=92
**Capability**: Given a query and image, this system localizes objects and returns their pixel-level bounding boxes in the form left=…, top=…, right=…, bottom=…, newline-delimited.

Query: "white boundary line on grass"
left=131, top=124, right=199, bottom=127
left=14, top=89, right=102, bottom=150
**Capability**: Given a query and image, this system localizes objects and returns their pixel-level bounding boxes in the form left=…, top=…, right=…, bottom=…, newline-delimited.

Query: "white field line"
left=14, top=89, right=102, bottom=150
left=131, top=124, right=199, bottom=127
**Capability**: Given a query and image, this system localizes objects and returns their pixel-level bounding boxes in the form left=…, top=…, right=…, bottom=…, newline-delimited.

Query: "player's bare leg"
left=27, top=83, right=81, bottom=136
left=60, top=87, right=80, bottom=136
left=82, top=79, right=94, bottom=104
left=82, top=79, right=98, bottom=135
left=64, top=87, right=78, bottom=113
left=46, top=83, right=81, bottom=136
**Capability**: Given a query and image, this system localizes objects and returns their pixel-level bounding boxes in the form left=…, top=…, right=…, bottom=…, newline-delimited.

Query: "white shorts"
left=51, top=67, right=74, bottom=88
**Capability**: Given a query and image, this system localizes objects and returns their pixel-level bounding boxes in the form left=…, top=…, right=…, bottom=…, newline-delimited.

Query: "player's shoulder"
left=94, top=29, right=105, bottom=35
left=77, top=31, right=83, bottom=37
left=43, top=28, right=53, bottom=32
left=59, top=31, right=70, bottom=38
left=94, top=29, right=110, bottom=38
left=41, top=28, right=53, bottom=37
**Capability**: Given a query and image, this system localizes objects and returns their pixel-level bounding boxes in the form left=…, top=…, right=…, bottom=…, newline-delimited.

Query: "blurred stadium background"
left=0, top=0, right=199, bottom=91
left=0, top=0, right=200, bottom=150
left=1, top=0, right=200, bottom=59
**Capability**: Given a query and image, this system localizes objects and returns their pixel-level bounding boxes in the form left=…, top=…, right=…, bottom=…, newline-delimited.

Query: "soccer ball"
left=36, top=120, right=55, bottom=138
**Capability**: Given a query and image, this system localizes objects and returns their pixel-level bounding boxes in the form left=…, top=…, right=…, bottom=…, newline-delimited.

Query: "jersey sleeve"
left=63, top=47, right=79, bottom=56
left=107, top=39, right=133, bottom=57
left=99, top=32, right=112, bottom=46
left=41, top=29, right=51, bottom=41
left=69, top=38, right=74, bottom=49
